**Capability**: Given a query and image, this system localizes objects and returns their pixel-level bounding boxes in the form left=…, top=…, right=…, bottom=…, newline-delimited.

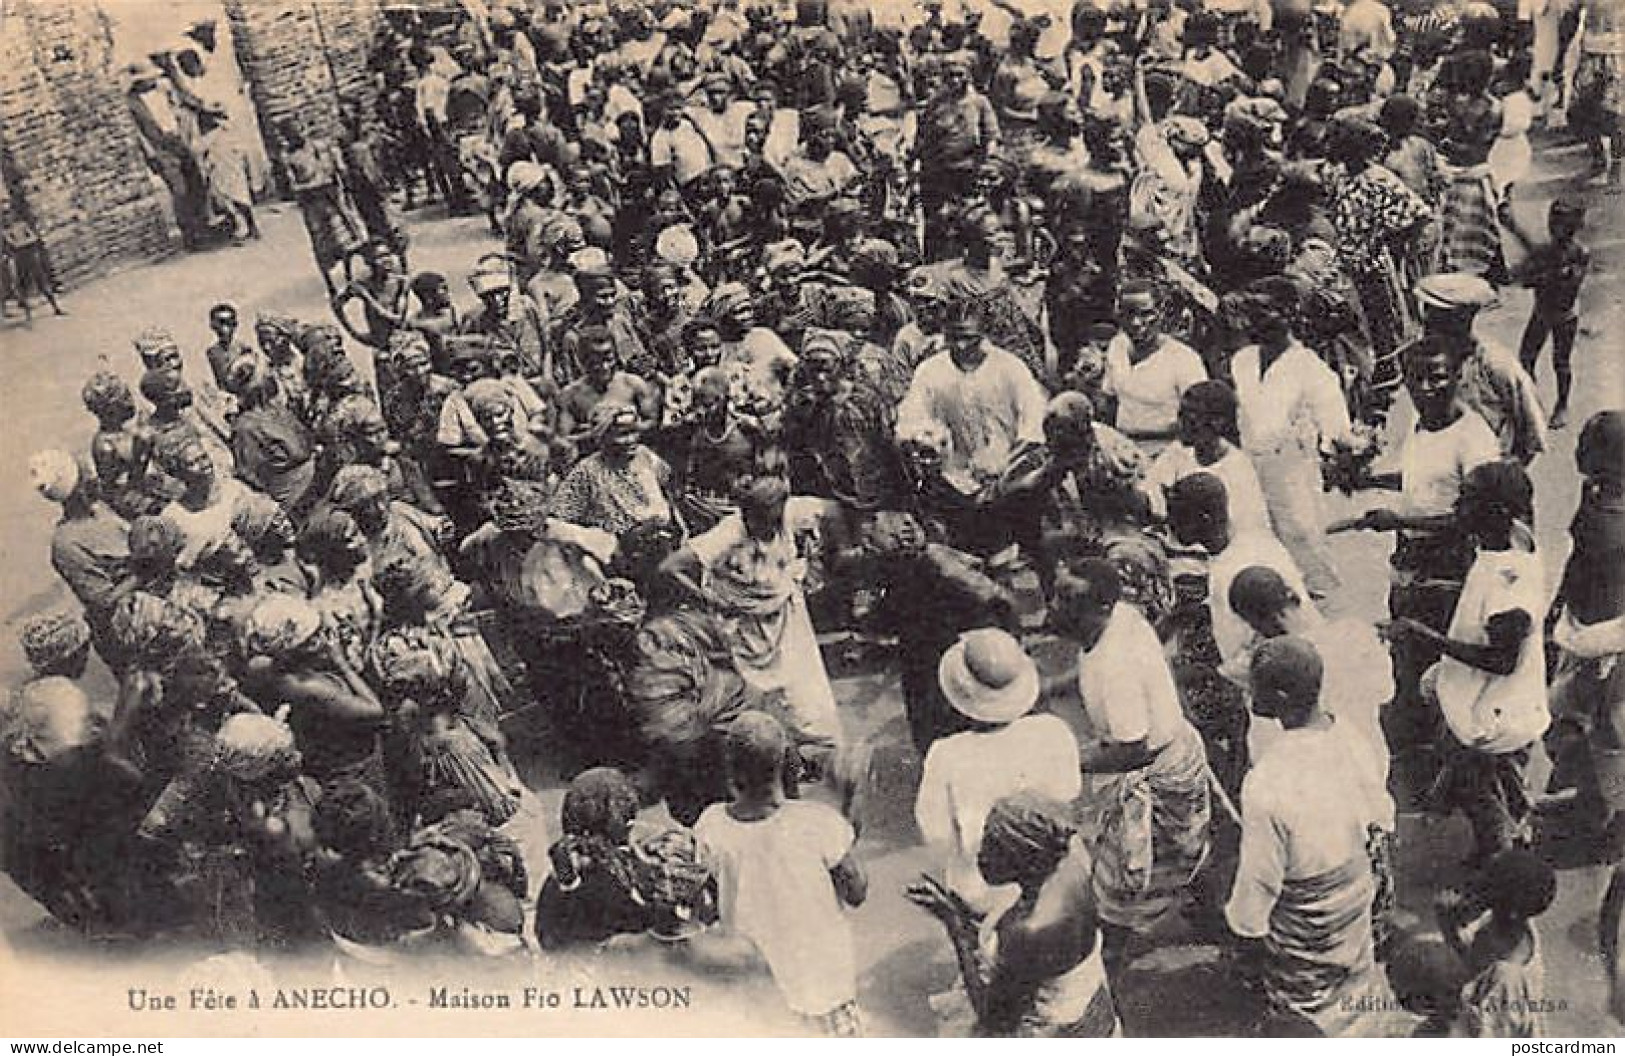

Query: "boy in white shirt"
left=1384, top=461, right=1547, bottom=865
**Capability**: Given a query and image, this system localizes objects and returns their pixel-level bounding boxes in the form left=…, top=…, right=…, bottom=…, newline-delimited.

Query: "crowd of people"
left=5, top=0, right=1625, bottom=1039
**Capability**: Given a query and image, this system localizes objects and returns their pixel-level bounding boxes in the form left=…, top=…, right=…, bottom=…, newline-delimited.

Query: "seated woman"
left=243, top=595, right=387, bottom=797
left=908, top=792, right=1118, bottom=1037
left=551, top=402, right=684, bottom=585
left=535, top=767, right=659, bottom=949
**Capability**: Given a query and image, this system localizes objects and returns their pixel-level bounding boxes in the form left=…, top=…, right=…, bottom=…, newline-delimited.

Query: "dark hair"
left=1480, top=848, right=1556, bottom=921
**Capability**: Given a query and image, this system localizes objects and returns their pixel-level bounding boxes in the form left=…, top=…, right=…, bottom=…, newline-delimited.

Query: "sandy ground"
left=0, top=137, right=1622, bottom=1037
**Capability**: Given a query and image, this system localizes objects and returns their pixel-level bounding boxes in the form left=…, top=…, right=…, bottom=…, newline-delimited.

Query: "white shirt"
left=897, top=345, right=1048, bottom=481
left=1143, top=441, right=1273, bottom=537
left=1208, top=530, right=1310, bottom=667
left=1076, top=602, right=1188, bottom=750
left=1399, top=410, right=1500, bottom=519
left=1226, top=722, right=1383, bottom=939
left=1104, top=334, right=1207, bottom=441
left=915, top=713, right=1082, bottom=910
left=1437, top=539, right=1550, bottom=754
left=1235, top=618, right=1396, bottom=829
left=651, top=119, right=714, bottom=186
left=1231, top=341, right=1352, bottom=458
left=695, top=800, right=858, bottom=1016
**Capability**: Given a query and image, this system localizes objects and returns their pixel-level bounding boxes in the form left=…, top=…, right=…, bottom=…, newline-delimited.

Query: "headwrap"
left=540, top=214, right=585, bottom=253
left=328, top=464, right=390, bottom=510
left=469, top=262, right=513, bottom=294
left=324, top=396, right=386, bottom=441
left=3, top=678, right=97, bottom=764
left=462, top=378, right=513, bottom=422
left=560, top=766, right=641, bottom=842
left=151, top=426, right=204, bottom=476
left=213, top=710, right=302, bottom=783
left=568, top=246, right=611, bottom=272
left=1414, top=272, right=1499, bottom=313
left=133, top=326, right=180, bottom=364
left=82, top=370, right=134, bottom=419
left=507, top=160, right=548, bottom=195
left=385, top=328, right=430, bottom=365
left=978, top=791, right=1076, bottom=883
left=1043, top=391, right=1097, bottom=450
left=489, top=479, right=552, bottom=535
left=655, top=224, right=699, bottom=267
left=110, top=592, right=205, bottom=670
left=295, top=321, right=344, bottom=358
left=244, top=595, right=322, bottom=659
left=1104, top=534, right=1172, bottom=620
left=1162, top=116, right=1211, bottom=152
left=762, top=240, right=807, bottom=276
left=231, top=491, right=296, bottom=554
left=29, top=449, right=81, bottom=503
left=254, top=311, right=301, bottom=340
left=702, top=282, right=752, bottom=322
left=127, top=514, right=186, bottom=568
left=629, top=828, right=714, bottom=939
left=19, top=610, right=91, bottom=673
left=369, top=626, right=464, bottom=702
left=590, top=400, right=640, bottom=440
left=389, top=831, right=483, bottom=910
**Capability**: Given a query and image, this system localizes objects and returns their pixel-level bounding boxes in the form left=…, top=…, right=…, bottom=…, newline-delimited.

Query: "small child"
left=1436, top=847, right=1557, bottom=1037
left=1507, top=198, right=1589, bottom=430
left=2, top=206, right=64, bottom=321
left=694, top=710, right=867, bottom=1036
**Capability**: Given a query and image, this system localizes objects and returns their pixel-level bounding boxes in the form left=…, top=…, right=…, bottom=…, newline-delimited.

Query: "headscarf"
left=29, top=449, right=81, bottom=503
left=560, top=766, right=641, bottom=843
left=82, top=370, right=135, bottom=419
left=254, top=311, right=301, bottom=340
left=701, top=282, right=752, bottom=323
left=19, top=610, right=91, bottom=674
left=489, top=479, right=552, bottom=535
left=389, top=830, right=483, bottom=910
left=127, top=514, right=186, bottom=569
left=573, top=263, right=616, bottom=296
left=590, top=400, right=640, bottom=441
left=110, top=592, right=206, bottom=670
left=977, top=791, right=1076, bottom=884
left=244, top=595, right=322, bottom=659
left=133, top=325, right=180, bottom=365
left=213, top=710, right=302, bottom=783
left=629, top=828, right=714, bottom=939
left=655, top=224, right=700, bottom=267
left=231, top=490, right=297, bottom=555
left=1162, top=116, right=1211, bottom=152
left=462, top=378, right=513, bottom=422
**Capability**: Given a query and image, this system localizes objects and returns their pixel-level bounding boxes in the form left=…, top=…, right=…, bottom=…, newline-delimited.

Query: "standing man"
left=1414, top=272, right=1547, bottom=466
left=1227, top=636, right=1396, bottom=1037
left=896, top=302, right=1047, bottom=492
left=917, top=52, right=999, bottom=260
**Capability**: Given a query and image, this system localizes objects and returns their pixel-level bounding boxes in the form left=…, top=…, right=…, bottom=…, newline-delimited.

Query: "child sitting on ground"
left=694, top=710, right=868, bottom=1036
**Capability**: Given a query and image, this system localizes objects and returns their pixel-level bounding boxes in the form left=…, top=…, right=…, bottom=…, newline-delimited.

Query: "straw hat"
left=937, top=627, right=1040, bottom=725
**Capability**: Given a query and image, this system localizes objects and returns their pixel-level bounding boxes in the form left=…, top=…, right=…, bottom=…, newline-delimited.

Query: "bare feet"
left=1550, top=404, right=1569, bottom=430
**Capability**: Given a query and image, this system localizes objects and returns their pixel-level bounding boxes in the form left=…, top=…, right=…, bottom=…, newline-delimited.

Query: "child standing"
left=1436, top=847, right=1558, bottom=1037
left=694, top=710, right=868, bottom=1036
left=1384, top=460, right=1549, bottom=865
left=1507, top=198, right=1590, bottom=430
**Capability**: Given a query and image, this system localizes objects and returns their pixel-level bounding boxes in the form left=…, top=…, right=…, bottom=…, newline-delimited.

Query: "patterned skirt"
left=1084, top=721, right=1212, bottom=932
left=1439, top=168, right=1504, bottom=278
